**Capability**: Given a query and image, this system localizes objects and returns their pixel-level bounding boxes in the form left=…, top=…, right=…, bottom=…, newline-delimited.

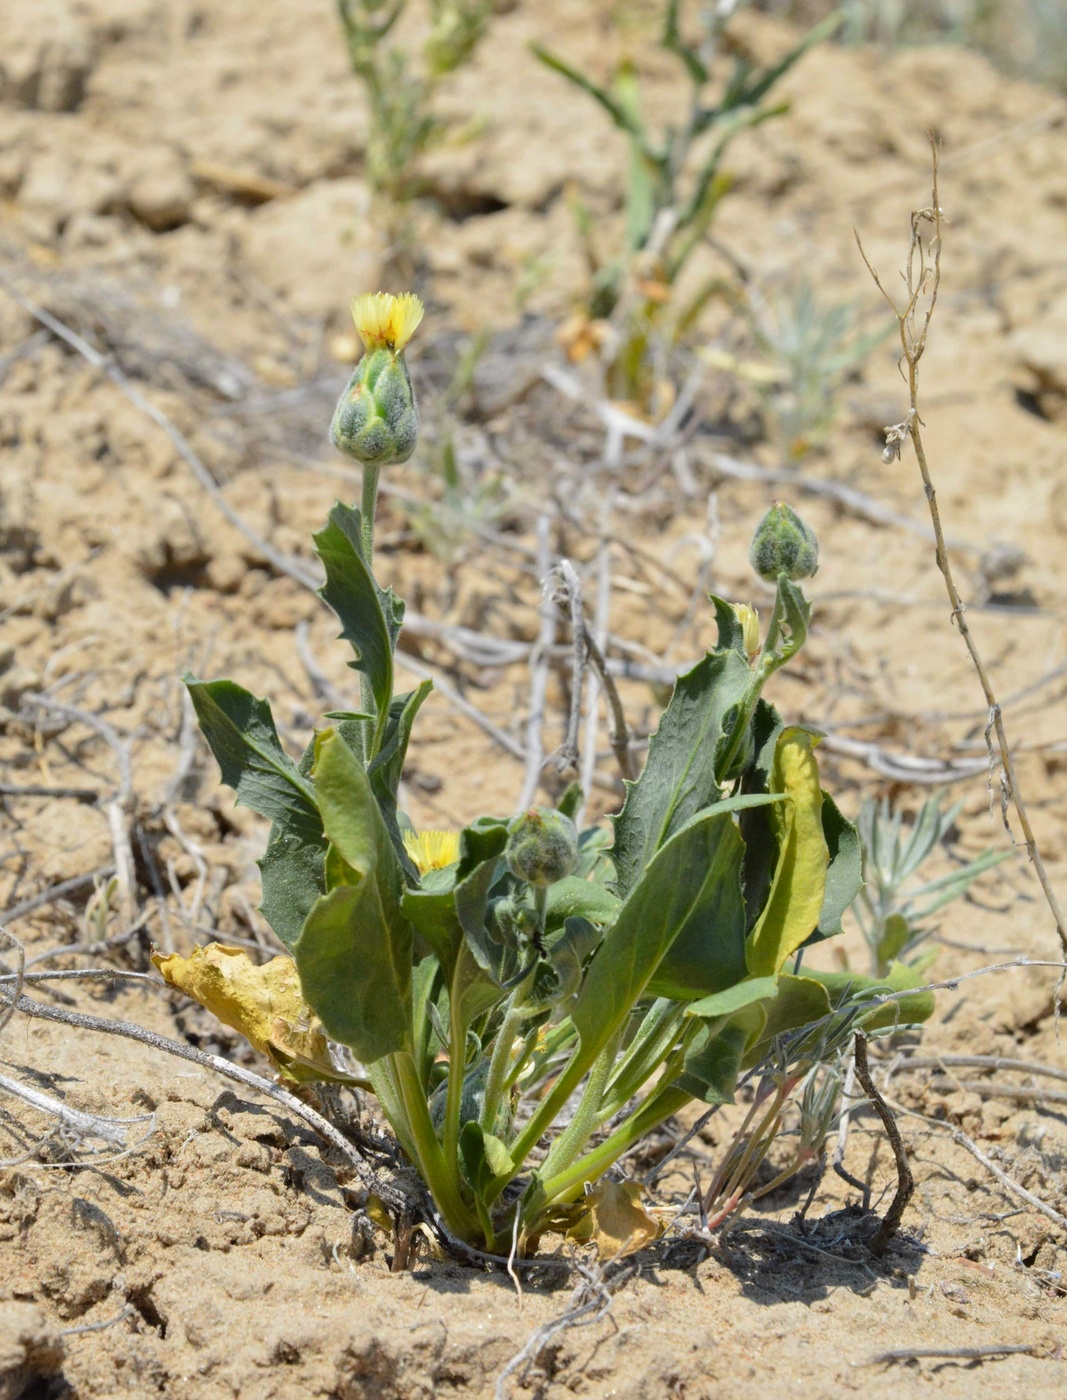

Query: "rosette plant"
left=164, top=294, right=933, bottom=1254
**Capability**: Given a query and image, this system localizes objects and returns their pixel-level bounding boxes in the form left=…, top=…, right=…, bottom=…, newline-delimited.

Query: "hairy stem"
left=539, top=1028, right=623, bottom=1182
left=393, top=1050, right=482, bottom=1243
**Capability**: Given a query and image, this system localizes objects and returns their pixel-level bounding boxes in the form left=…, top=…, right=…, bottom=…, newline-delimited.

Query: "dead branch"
left=868, top=1343, right=1040, bottom=1366
left=517, top=516, right=558, bottom=811
left=7, top=990, right=410, bottom=1212
left=853, top=1032, right=912, bottom=1255
left=855, top=141, right=1067, bottom=962
left=494, top=1262, right=632, bottom=1400
left=0, top=1072, right=153, bottom=1152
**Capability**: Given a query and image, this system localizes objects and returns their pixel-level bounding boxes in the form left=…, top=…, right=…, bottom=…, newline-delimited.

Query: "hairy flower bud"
left=505, top=808, right=579, bottom=888
left=330, top=292, right=424, bottom=466
left=748, top=502, right=819, bottom=583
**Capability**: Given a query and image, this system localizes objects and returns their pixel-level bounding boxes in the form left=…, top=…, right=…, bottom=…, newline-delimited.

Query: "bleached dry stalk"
left=856, top=143, right=1067, bottom=963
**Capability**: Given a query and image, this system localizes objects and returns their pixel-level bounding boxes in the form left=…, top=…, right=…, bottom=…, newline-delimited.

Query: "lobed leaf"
left=610, top=636, right=752, bottom=895
left=314, top=501, right=404, bottom=756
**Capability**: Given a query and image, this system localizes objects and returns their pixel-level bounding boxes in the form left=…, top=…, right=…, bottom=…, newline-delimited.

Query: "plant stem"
left=360, top=462, right=381, bottom=565
left=393, top=1050, right=482, bottom=1243
left=539, top=1028, right=622, bottom=1182
left=358, top=459, right=386, bottom=760
left=478, top=986, right=529, bottom=1134
left=536, top=1084, right=691, bottom=1212
left=442, top=981, right=468, bottom=1168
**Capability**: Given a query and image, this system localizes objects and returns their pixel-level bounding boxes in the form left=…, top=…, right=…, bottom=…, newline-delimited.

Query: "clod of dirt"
left=239, top=179, right=387, bottom=322
left=0, top=0, right=92, bottom=114
left=0, top=1302, right=66, bottom=1400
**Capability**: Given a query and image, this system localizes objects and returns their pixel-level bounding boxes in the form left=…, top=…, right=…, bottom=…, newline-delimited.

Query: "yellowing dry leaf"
left=566, top=1180, right=665, bottom=1260
left=151, top=942, right=355, bottom=1085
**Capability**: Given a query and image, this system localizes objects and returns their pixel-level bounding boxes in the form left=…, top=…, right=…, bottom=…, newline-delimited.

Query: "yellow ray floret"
left=404, top=828, right=461, bottom=875
left=351, top=291, right=424, bottom=353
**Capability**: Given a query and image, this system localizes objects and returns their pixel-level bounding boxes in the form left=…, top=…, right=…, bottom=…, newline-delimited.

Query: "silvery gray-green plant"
left=174, top=293, right=934, bottom=1254
left=855, top=793, right=1011, bottom=977
left=537, top=0, right=840, bottom=408
left=337, top=0, right=495, bottom=205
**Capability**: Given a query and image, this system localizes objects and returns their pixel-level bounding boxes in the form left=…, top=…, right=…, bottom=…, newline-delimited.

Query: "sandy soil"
left=2, top=1, right=1067, bottom=1396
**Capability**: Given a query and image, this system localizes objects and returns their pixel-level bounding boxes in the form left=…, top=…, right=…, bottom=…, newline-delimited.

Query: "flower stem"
left=393, top=1050, right=482, bottom=1243
left=478, top=987, right=528, bottom=1135
left=535, top=1084, right=692, bottom=1214
left=538, top=1027, right=622, bottom=1182
left=360, top=461, right=381, bottom=566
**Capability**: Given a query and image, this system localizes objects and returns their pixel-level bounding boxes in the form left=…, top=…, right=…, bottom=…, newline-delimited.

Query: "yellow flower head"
left=403, top=829, right=461, bottom=875
left=350, top=291, right=424, bottom=353
left=731, top=602, right=761, bottom=662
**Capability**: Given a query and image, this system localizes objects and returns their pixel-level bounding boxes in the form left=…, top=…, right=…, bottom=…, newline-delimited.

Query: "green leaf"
left=453, top=818, right=522, bottom=988
left=571, top=808, right=750, bottom=1079
left=737, top=12, right=841, bottom=109
left=184, top=677, right=320, bottom=838
left=545, top=877, right=620, bottom=928
left=739, top=700, right=783, bottom=930
left=611, top=646, right=753, bottom=894
left=259, top=828, right=327, bottom=950
left=313, top=501, right=404, bottom=756
left=774, top=576, right=811, bottom=662
left=814, top=792, right=863, bottom=940
left=556, top=782, right=583, bottom=822
left=543, top=915, right=603, bottom=1007
left=292, top=729, right=413, bottom=1062
left=185, top=676, right=328, bottom=949
left=532, top=44, right=646, bottom=144
left=745, top=973, right=832, bottom=1065
left=803, top=960, right=935, bottom=1032
left=644, top=809, right=746, bottom=1001
left=459, top=1121, right=514, bottom=1194
left=877, top=912, right=912, bottom=966
left=745, top=729, right=828, bottom=978
left=675, top=1008, right=764, bottom=1105
left=402, top=877, right=463, bottom=973
left=819, top=792, right=862, bottom=933
left=684, top=975, right=779, bottom=1020
left=368, top=681, right=433, bottom=876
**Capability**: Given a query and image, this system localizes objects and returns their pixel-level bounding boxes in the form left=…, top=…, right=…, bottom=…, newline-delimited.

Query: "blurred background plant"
left=537, top=0, right=841, bottom=417
left=704, top=280, right=895, bottom=461
left=336, top=0, right=497, bottom=212
left=756, top=0, right=1067, bottom=91
left=853, top=793, right=1012, bottom=977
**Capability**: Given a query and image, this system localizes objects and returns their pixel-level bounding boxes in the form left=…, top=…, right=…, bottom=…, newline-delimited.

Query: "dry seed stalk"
left=856, top=141, right=1067, bottom=963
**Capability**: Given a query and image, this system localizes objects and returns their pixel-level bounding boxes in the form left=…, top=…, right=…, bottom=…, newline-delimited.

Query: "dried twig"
left=856, top=142, right=1066, bottom=962
left=517, top=517, right=557, bottom=811
left=868, top=1343, right=1040, bottom=1366
left=888, top=1097, right=1067, bottom=1234
left=7, top=991, right=409, bottom=1211
left=0, top=866, right=117, bottom=927
left=59, top=1305, right=136, bottom=1339
left=926, top=1078, right=1067, bottom=1108
left=853, top=1032, right=912, bottom=1254
left=0, top=1072, right=154, bottom=1152
left=494, top=1262, right=631, bottom=1400
left=892, top=1054, right=1067, bottom=1087
left=0, top=784, right=99, bottom=803
left=552, top=560, right=587, bottom=777
left=20, top=692, right=138, bottom=932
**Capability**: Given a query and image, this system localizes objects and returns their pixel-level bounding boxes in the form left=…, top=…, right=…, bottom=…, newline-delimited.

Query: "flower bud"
left=330, top=292, right=424, bottom=466
left=505, top=808, right=579, bottom=888
left=748, top=502, right=819, bottom=583
left=730, top=603, right=760, bottom=661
